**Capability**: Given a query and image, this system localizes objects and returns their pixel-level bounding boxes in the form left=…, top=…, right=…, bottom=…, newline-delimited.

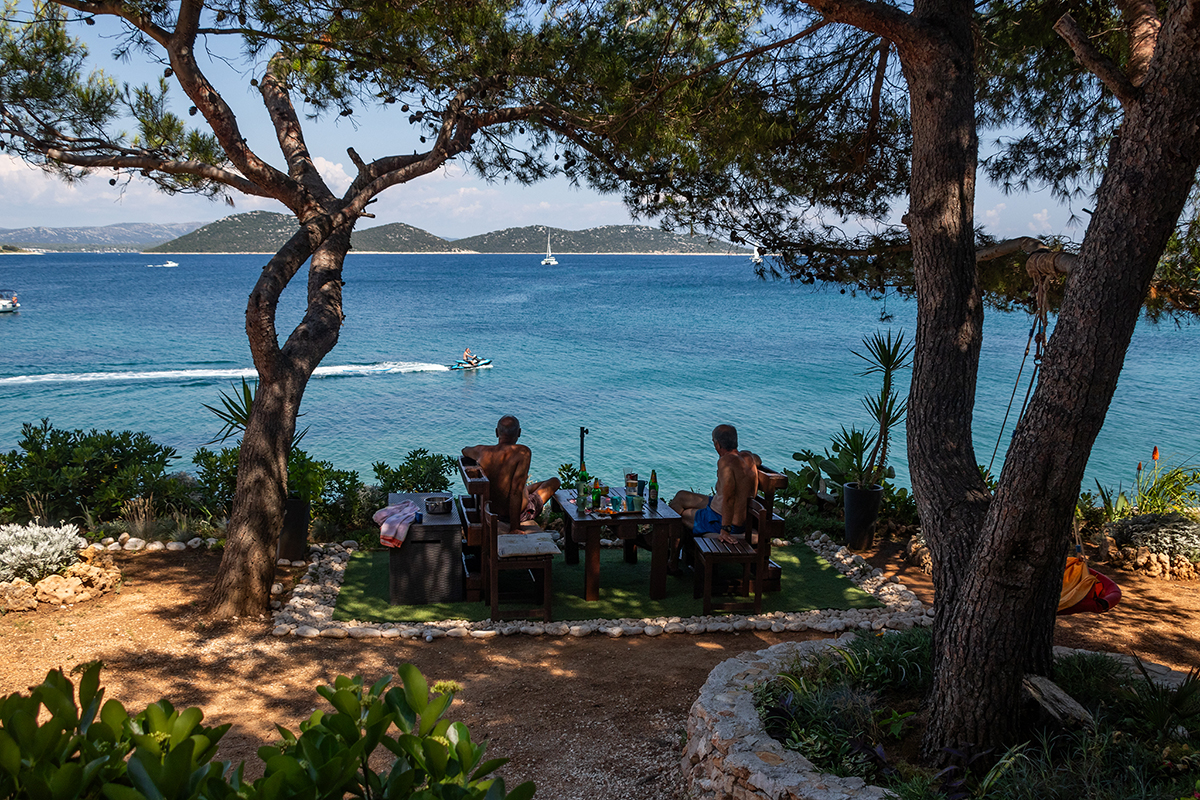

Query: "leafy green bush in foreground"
left=0, top=661, right=534, bottom=800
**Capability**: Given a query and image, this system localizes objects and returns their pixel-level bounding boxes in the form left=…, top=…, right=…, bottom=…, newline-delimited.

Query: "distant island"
left=0, top=221, right=205, bottom=251
left=144, top=211, right=748, bottom=255
left=0, top=211, right=745, bottom=254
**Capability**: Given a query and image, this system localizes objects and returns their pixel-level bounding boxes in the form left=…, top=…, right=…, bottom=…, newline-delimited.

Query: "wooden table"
left=551, top=487, right=682, bottom=601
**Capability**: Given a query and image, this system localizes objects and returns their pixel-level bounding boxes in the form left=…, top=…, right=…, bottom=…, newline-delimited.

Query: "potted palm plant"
left=843, top=330, right=914, bottom=550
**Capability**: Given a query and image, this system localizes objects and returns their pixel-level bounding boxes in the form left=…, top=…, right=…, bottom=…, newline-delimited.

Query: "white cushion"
left=497, top=520, right=545, bottom=534
left=496, top=533, right=560, bottom=558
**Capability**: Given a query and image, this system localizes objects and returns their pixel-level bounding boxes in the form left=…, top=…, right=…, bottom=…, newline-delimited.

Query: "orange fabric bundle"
left=1058, top=555, right=1100, bottom=612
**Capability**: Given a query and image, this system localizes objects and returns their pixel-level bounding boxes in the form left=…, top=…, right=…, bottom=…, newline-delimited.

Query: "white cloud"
left=984, top=203, right=1007, bottom=224
left=0, top=154, right=285, bottom=228
left=313, top=157, right=353, bottom=194
left=1028, top=208, right=1051, bottom=233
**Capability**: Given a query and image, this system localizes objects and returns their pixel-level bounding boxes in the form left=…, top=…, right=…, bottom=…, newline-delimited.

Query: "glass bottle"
left=648, top=470, right=659, bottom=506
left=592, top=477, right=602, bottom=512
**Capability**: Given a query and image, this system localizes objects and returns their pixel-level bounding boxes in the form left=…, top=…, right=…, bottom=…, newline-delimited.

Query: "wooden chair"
left=481, top=501, right=555, bottom=622
left=457, top=456, right=490, bottom=601
left=692, top=466, right=788, bottom=615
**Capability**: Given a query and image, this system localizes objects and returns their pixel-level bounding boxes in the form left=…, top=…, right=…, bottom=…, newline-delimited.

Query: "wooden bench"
left=690, top=466, right=788, bottom=613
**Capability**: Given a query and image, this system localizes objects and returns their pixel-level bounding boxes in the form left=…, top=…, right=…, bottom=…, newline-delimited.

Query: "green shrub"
left=373, top=449, right=458, bottom=494
left=0, top=521, right=85, bottom=583
left=0, top=419, right=187, bottom=525
left=756, top=637, right=1198, bottom=798
left=191, top=446, right=240, bottom=517
left=0, top=661, right=535, bottom=800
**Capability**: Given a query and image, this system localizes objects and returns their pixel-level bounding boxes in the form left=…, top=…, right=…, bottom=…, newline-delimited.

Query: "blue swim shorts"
left=693, top=502, right=723, bottom=534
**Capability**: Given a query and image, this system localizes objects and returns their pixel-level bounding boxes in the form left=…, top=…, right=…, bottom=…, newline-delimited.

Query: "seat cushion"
left=496, top=533, right=560, bottom=558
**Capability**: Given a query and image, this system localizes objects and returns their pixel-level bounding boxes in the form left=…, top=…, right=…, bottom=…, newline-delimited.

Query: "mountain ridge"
left=146, top=212, right=745, bottom=254
left=3, top=212, right=747, bottom=254
left=0, top=221, right=206, bottom=250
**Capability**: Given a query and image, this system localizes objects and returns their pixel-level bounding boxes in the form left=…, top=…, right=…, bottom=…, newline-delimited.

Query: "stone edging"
left=683, top=639, right=1195, bottom=800
left=267, top=532, right=934, bottom=640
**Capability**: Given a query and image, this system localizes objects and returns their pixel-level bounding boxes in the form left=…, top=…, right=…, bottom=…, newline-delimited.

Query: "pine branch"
left=1053, top=13, right=1140, bottom=111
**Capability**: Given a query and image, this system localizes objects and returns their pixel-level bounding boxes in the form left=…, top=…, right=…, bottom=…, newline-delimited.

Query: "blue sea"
left=1, top=252, right=1197, bottom=498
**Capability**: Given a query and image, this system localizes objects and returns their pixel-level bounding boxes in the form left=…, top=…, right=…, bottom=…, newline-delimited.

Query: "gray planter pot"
left=843, top=481, right=883, bottom=551
left=277, top=498, right=311, bottom=561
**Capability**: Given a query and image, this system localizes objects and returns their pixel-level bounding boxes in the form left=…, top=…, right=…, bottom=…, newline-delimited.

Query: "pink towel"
left=374, top=501, right=418, bottom=548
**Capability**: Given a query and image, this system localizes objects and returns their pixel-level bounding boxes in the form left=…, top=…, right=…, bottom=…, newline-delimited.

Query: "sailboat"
left=541, top=232, right=558, bottom=266
left=750, top=246, right=764, bottom=266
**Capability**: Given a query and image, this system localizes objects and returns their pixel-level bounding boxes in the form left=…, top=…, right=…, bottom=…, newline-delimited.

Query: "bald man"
left=462, top=415, right=560, bottom=528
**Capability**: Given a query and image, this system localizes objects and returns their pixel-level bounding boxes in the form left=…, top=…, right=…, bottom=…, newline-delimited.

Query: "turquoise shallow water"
left=1, top=252, right=1197, bottom=497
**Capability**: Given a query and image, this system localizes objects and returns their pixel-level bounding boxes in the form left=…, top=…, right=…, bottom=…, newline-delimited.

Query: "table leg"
left=620, top=521, right=638, bottom=564
left=649, top=522, right=669, bottom=600
left=585, top=527, right=601, bottom=601
left=564, top=517, right=580, bottom=565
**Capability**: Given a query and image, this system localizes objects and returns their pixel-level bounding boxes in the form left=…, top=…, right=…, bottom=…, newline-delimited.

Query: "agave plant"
left=851, top=330, right=914, bottom=488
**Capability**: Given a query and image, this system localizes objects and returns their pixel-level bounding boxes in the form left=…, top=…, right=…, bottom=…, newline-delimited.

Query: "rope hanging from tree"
left=987, top=249, right=1061, bottom=473
left=985, top=248, right=1122, bottom=614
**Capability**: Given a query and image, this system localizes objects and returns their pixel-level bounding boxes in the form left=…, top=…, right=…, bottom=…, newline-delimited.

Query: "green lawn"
left=334, top=542, right=882, bottom=623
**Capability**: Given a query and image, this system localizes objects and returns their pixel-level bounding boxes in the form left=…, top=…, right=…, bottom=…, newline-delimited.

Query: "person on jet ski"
left=462, top=347, right=481, bottom=366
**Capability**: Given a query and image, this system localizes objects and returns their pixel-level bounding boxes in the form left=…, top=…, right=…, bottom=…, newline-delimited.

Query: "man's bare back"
left=669, top=424, right=760, bottom=545
left=462, top=416, right=559, bottom=527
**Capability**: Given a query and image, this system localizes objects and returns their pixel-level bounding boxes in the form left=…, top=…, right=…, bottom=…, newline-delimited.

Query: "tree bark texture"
left=208, top=221, right=352, bottom=618
left=890, top=0, right=993, bottom=701
left=923, top=0, right=1200, bottom=754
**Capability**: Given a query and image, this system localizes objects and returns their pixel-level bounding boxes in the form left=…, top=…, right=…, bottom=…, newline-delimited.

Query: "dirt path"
left=1, top=545, right=1195, bottom=799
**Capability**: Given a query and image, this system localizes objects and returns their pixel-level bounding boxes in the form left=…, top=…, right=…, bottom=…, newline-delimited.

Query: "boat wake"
left=0, top=361, right=450, bottom=386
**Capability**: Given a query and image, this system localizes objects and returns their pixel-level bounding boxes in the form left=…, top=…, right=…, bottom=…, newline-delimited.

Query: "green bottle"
left=648, top=470, right=659, bottom=505
left=592, top=477, right=602, bottom=510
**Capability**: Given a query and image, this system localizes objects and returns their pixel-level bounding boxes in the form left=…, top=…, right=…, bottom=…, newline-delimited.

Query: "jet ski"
left=451, top=358, right=492, bottom=370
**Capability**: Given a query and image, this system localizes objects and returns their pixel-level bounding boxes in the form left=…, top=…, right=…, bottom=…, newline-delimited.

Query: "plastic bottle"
left=648, top=470, right=659, bottom=506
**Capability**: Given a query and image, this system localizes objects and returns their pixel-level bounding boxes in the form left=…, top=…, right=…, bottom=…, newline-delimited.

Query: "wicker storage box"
left=386, top=493, right=463, bottom=605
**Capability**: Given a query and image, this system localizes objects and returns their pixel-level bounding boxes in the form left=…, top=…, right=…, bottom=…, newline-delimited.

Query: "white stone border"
left=683, top=637, right=892, bottom=800
left=268, top=532, right=934, bottom=640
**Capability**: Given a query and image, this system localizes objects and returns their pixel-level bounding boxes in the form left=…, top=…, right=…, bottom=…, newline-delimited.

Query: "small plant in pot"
left=843, top=330, right=913, bottom=550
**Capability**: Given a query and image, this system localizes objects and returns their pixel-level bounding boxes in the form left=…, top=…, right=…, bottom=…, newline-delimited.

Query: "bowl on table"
left=425, top=495, right=453, bottom=515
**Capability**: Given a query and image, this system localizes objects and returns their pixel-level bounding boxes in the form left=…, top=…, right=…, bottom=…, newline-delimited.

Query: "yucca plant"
left=851, top=330, right=914, bottom=488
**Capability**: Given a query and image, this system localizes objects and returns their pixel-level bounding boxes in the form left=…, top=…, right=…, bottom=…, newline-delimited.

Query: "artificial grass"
left=333, top=542, right=882, bottom=623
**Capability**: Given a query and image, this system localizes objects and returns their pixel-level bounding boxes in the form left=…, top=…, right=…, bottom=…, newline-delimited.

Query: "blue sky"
left=0, top=11, right=1086, bottom=242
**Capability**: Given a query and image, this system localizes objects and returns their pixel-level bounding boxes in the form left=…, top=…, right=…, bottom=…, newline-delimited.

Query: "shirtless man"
left=462, top=415, right=560, bottom=528
left=669, top=425, right=760, bottom=546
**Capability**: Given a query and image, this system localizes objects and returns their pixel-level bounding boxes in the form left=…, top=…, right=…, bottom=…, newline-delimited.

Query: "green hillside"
left=455, top=224, right=741, bottom=254
left=351, top=222, right=458, bottom=252
left=149, top=213, right=745, bottom=254
left=146, top=211, right=297, bottom=253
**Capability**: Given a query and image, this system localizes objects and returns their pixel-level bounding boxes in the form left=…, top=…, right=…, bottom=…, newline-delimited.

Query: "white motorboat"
left=0, top=290, right=18, bottom=313
left=541, top=232, right=558, bottom=265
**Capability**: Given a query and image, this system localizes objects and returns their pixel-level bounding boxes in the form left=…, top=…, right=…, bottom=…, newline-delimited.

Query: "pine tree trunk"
left=208, top=222, right=351, bottom=618
left=894, top=0, right=994, bottom=722
left=921, top=6, right=1200, bottom=755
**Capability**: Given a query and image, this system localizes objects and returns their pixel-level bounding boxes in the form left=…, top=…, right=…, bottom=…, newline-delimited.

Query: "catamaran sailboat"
left=541, top=232, right=558, bottom=266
